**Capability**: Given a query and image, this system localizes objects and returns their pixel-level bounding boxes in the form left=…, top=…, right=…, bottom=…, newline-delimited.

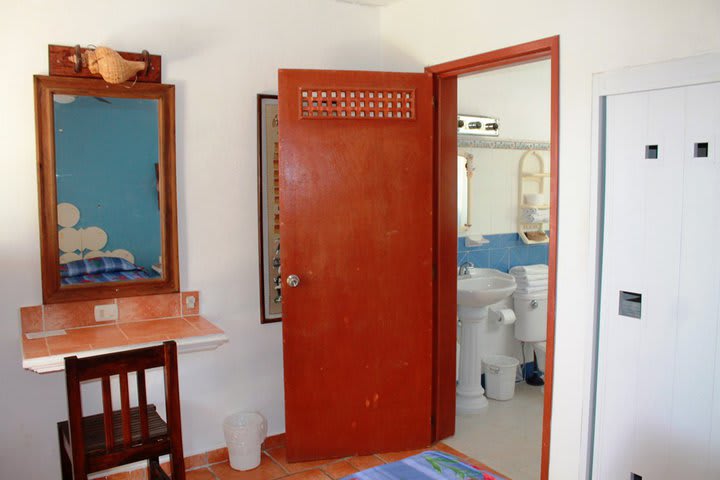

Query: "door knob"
left=286, top=274, right=300, bottom=287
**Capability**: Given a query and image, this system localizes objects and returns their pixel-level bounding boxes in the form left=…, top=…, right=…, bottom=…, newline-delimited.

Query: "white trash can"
left=223, top=412, right=268, bottom=471
left=483, top=355, right=519, bottom=401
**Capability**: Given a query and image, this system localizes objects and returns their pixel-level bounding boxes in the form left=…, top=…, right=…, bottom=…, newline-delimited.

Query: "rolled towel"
left=520, top=208, right=550, bottom=223
left=510, top=264, right=548, bottom=276
left=514, top=273, right=548, bottom=282
left=516, top=278, right=549, bottom=288
left=515, top=285, right=548, bottom=294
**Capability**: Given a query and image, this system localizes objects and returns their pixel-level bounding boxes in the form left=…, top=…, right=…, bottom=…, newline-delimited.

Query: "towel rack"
left=518, top=150, right=550, bottom=245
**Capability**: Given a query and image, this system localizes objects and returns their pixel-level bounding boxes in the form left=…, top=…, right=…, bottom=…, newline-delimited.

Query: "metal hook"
left=141, top=50, right=150, bottom=76
left=73, top=45, right=82, bottom=73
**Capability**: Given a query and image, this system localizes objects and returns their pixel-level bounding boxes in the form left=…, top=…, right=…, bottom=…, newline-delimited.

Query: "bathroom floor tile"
left=444, top=382, right=543, bottom=480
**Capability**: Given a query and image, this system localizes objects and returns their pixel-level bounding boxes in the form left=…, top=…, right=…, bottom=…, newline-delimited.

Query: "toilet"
left=512, top=290, right=548, bottom=377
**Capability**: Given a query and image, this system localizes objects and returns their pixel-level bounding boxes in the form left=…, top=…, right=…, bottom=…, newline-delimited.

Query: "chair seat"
left=59, top=404, right=168, bottom=455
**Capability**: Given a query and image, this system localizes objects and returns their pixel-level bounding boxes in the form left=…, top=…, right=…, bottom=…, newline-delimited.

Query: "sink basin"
left=457, top=268, right=517, bottom=308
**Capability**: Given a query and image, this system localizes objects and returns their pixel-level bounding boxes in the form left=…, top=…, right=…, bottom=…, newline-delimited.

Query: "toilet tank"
left=513, top=290, right=548, bottom=342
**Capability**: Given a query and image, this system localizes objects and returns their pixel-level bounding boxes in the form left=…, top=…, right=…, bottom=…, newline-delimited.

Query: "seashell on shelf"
left=84, top=47, right=146, bottom=84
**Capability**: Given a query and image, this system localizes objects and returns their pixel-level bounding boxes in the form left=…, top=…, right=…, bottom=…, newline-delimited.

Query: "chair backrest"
left=64, top=341, right=183, bottom=474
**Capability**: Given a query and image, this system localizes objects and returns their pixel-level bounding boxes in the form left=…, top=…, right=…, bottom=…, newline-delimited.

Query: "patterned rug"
left=341, top=451, right=508, bottom=480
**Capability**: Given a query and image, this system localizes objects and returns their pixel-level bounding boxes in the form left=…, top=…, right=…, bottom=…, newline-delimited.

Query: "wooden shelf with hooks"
left=48, top=45, right=162, bottom=83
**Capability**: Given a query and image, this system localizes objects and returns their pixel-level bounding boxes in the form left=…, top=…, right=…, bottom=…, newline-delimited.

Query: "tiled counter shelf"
left=20, top=291, right=228, bottom=373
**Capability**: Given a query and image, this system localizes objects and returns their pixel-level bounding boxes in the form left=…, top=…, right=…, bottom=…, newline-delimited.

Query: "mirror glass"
left=53, top=94, right=162, bottom=285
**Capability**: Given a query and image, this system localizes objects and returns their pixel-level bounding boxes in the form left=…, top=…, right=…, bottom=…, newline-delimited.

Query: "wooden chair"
left=57, top=341, right=186, bottom=480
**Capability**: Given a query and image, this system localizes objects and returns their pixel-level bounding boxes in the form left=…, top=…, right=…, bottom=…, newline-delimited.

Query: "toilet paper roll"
left=493, top=308, right=516, bottom=325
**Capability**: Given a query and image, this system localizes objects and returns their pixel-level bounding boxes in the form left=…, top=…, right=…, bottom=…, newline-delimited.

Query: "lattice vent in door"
left=299, top=88, right=415, bottom=119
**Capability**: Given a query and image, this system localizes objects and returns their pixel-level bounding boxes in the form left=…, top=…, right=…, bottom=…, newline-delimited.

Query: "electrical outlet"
left=94, top=304, right=118, bottom=322
left=185, top=295, right=196, bottom=310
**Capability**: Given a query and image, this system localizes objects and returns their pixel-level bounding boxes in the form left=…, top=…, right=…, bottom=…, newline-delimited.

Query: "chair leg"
left=57, top=423, right=73, bottom=480
left=148, top=457, right=170, bottom=480
left=167, top=450, right=186, bottom=480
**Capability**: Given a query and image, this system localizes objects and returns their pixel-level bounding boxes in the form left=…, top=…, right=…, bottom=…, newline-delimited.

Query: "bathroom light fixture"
left=458, top=114, right=500, bottom=136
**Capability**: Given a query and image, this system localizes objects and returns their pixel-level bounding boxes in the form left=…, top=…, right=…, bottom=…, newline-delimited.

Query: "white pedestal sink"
left=456, top=268, right=517, bottom=414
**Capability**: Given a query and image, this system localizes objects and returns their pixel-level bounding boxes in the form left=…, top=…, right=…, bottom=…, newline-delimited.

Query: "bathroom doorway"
left=427, top=37, right=559, bottom=480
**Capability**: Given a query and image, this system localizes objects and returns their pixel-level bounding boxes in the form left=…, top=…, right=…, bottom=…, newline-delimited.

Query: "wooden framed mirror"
left=34, top=75, right=178, bottom=303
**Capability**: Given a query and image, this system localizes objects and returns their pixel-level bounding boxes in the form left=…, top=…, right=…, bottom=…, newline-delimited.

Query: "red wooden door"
left=279, top=69, right=435, bottom=461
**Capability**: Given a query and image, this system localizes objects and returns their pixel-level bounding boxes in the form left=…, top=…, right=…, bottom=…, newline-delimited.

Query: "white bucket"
left=223, top=412, right=268, bottom=471
left=483, top=355, right=519, bottom=401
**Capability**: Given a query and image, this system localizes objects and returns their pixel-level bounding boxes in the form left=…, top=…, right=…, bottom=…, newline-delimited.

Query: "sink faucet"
left=458, top=261, right=474, bottom=276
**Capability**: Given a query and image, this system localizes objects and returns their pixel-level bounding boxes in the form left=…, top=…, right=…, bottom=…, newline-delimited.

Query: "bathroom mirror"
left=34, top=75, right=178, bottom=303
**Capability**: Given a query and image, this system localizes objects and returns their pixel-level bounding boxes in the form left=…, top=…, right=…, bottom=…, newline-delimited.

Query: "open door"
left=279, top=69, right=435, bottom=461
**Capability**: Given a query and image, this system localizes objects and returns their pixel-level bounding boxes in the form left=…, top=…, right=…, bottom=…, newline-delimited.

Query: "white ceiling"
left=335, top=0, right=405, bottom=6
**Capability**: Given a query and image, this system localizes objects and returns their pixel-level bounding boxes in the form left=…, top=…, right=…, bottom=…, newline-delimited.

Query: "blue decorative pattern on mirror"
left=53, top=95, right=161, bottom=280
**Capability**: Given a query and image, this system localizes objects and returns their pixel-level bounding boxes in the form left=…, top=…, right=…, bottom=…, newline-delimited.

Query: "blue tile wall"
left=458, top=233, right=549, bottom=272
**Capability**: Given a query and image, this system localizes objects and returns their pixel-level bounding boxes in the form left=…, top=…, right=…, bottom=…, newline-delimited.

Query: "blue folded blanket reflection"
left=341, top=451, right=507, bottom=480
left=60, top=257, right=155, bottom=285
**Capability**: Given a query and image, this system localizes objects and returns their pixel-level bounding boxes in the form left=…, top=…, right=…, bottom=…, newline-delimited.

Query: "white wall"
left=458, top=60, right=550, bottom=141
left=0, top=1, right=382, bottom=478
left=379, top=0, right=720, bottom=478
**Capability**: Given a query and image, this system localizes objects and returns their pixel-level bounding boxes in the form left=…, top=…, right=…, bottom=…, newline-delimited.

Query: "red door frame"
left=427, top=36, right=559, bottom=480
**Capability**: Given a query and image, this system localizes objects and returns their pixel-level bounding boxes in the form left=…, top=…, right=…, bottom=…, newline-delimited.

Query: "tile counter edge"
left=23, top=333, right=229, bottom=374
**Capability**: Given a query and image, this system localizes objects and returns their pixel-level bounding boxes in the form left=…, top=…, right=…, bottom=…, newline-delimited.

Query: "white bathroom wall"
left=0, top=1, right=382, bottom=478
left=459, top=148, right=550, bottom=235
left=379, top=0, right=720, bottom=478
left=458, top=60, right=550, bottom=236
left=458, top=60, right=551, bottom=141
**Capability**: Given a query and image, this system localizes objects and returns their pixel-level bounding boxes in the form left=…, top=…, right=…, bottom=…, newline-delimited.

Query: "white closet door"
left=666, top=82, right=720, bottom=479
left=596, top=82, right=720, bottom=478
left=595, top=87, right=686, bottom=479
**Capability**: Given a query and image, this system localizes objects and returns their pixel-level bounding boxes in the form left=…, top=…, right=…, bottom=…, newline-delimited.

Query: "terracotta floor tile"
left=118, top=293, right=181, bottom=322
left=184, top=316, right=224, bottom=334
left=346, top=455, right=384, bottom=471
left=20, top=305, right=43, bottom=334
left=208, top=447, right=229, bottom=464
left=185, top=452, right=210, bottom=469
left=105, top=468, right=146, bottom=480
left=265, top=446, right=332, bottom=473
left=262, top=434, right=286, bottom=450
left=376, top=448, right=428, bottom=463
left=186, top=468, right=216, bottom=480
left=210, top=455, right=285, bottom=480
left=433, top=442, right=470, bottom=460
left=285, top=469, right=332, bottom=480
left=21, top=337, right=49, bottom=359
left=321, top=461, right=359, bottom=479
